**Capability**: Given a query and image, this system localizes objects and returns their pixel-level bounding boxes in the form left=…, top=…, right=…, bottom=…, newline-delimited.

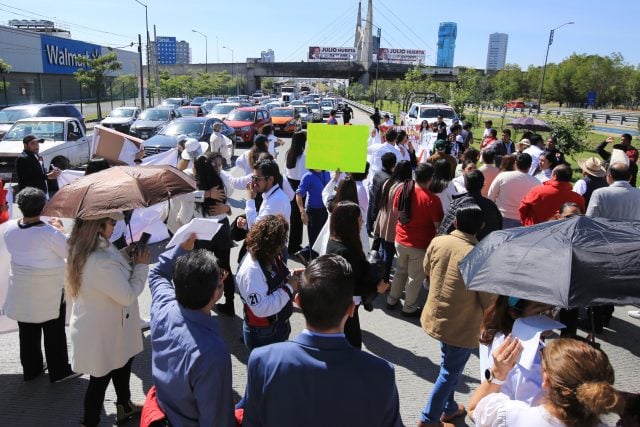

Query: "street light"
left=537, top=21, right=574, bottom=114
left=133, top=0, right=152, bottom=107
left=223, top=45, right=238, bottom=95
left=192, top=29, right=208, bottom=73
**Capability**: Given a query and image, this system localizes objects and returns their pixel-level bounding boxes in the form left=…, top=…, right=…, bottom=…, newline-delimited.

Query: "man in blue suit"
left=242, top=254, right=402, bottom=427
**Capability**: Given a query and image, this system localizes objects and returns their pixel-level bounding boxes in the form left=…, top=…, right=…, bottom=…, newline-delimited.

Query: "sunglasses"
left=251, top=175, right=266, bottom=182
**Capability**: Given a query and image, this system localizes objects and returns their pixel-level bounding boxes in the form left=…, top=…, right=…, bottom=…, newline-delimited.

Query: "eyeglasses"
left=251, top=175, right=266, bottom=182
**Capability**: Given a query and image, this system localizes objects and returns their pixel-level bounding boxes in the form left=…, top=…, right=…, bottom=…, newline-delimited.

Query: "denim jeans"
left=379, top=240, right=396, bottom=282
left=421, top=342, right=472, bottom=423
left=242, top=319, right=291, bottom=351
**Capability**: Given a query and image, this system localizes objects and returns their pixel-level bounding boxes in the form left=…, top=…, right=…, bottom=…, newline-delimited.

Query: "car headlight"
left=240, top=126, right=251, bottom=132
left=287, top=119, right=297, bottom=126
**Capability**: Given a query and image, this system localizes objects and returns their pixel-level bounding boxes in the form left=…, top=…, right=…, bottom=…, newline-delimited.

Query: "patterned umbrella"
left=508, top=116, right=552, bottom=132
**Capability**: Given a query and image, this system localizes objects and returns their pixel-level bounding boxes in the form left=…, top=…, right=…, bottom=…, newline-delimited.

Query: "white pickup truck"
left=0, top=117, right=90, bottom=182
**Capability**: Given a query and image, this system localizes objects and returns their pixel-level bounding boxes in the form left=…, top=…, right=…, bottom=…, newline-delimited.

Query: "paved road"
left=1, top=108, right=639, bottom=426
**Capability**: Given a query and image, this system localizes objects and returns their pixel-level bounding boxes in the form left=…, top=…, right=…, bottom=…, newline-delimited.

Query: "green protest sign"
left=305, top=124, right=369, bottom=172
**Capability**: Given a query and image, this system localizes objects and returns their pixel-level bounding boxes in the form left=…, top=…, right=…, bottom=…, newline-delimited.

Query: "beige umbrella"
left=43, top=165, right=196, bottom=219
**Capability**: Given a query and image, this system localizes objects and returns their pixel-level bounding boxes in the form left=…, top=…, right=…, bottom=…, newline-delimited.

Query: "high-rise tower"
left=436, top=22, right=457, bottom=68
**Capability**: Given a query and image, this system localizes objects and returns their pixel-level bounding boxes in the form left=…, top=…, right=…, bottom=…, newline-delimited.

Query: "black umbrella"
left=459, top=215, right=640, bottom=309
left=508, top=116, right=552, bottom=132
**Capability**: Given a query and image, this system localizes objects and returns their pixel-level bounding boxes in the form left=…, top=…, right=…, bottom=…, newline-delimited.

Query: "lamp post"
left=192, top=29, right=208, bottom=73
left=223, top=46, right=238, bottom=95
left=537, top=21, right=574, bottom=114
left=133, top=0, right=152, bottom=107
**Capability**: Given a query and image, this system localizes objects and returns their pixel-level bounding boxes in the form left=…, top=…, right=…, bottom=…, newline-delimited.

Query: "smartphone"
left=136, top=232, right=152, bottom=255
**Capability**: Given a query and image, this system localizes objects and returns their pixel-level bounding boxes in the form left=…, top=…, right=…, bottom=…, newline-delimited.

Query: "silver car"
left=305, top=103, right=323, bottom=122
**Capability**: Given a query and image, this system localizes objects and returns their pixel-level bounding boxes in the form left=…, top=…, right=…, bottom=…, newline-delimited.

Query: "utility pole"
left=154, top=25, right=161, bottom=104
left=138, top=34, right=145, bottom=109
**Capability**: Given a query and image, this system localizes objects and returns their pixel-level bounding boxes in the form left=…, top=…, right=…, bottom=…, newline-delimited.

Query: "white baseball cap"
left=181, top=138, right=209, bottom=160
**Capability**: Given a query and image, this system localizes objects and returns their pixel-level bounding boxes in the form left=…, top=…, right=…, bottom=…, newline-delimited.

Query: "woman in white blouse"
left=470, top=337, right=622, bottom=427
left=285, top=131, right=308, bottom=254
left=3, top=187, right=77, bottom=382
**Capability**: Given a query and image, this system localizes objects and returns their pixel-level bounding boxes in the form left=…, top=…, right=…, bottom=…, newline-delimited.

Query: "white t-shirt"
left=487, top=171, right=540, bottom=220
left=285, top=154, right=308, bottom=181
left=370, top=143, right=402, bottom=175
left=523, top=145, right=544, bottom=175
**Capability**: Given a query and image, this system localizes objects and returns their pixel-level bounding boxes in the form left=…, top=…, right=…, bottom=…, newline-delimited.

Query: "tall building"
left=436, top=22, right=457, bottom=68
left=486, top=33, right=508, bottom=70
left=176, top=40, right=191, bottom=64
left=261, top=49, right=275, bottom=63
left=150, top=37, right=190, bottom=64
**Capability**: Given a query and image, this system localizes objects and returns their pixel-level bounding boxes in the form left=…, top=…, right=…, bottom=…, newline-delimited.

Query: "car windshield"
left=0, top=108, right=33, bottom=124
left=192, top=97, right=207, bottom=103
left=294, top=107, right=308, bottom=114
left=419, top=108, right=456, bottom=119
left=162, top=99, right=180, bottom=106
left=226, top=110, right=256, bottom=121
left=306, top=103, right=320, bottom=109
left=271, top=109, right=294, bottom=118
left=321, top=101, right=333, bottom=107
left=161, top=120, right=204, bottom=137
left=226, top=97, right=240, bottom=103
left=139, top=109, right=170, bottom=121
left=212, top=104, right=237, bottom=114
left=178, top=108, right=197, bottom=116
left=4, top=121, right=65, bottom=141
left=109, top=108, right=135, bottom=118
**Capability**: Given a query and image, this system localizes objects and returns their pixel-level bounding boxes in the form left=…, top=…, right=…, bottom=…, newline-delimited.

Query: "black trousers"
left=83, top=357, right=134, bottom=427
left=195, top=217, right=235, bottom=303
left=307, top=207, right=328, bottom=252
left=344, top=305, right=362, bottom=349
left=287, top=178, right=303, bottom=252
left=17, top=297, right=71, bottom=381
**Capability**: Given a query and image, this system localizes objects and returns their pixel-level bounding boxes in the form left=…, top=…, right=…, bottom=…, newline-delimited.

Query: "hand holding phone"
left=136, top=232, right=152, bottom=255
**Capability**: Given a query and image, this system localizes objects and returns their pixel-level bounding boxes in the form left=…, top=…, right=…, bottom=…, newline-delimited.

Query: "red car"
left=505, top=100, right=526, bottom=109
left=223, top=107, right=271, bottom=144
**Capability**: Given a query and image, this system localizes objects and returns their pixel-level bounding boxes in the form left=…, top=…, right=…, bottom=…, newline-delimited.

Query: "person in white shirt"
left=236, top=135, right=269, bottom=175
left=209, top=122, right=233, bottom=167
left=285, top=132, right=308, bottom=254
left=259, top=124, right=285, bottom=158
left=236, top=215, right=304, bottom=350
left=488, top=153, right=539, bottom=228
left=522, top=134, right=545, bottom=175
left=366, top=128, right=382, bottom=166
left=469, top=336, right=623, bottom=427
left=452, top=160, right=477, bottom=194
left=237, top=159, right=291, bottom=232
left=369, top=128, right=401, bottom=176
left=382, top=113, right=394, bottom=127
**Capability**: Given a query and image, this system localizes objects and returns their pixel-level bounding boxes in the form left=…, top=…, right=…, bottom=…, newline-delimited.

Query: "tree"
left=111, top=74, right=138, bottom=100
left=545, top=113, right=591, bottom=156
left=491, top=64, right=526, bottom=101
left=74, top=51, right=122, bottom=119
left=261, top=77, right=275, bottom=93
left=0, top=58, right=10, bottom=74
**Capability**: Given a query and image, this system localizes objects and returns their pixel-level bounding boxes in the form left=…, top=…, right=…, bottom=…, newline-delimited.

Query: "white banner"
left=377, top=48, right=425, bottom=64
left=308, top=46, right=357, bottom=61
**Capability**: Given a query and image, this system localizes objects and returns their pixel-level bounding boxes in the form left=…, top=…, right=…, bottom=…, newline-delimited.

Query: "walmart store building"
left=0, top=25, right=138, bottom=106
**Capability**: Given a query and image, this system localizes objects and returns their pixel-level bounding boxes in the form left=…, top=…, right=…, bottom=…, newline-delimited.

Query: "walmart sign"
left=41, top=34, right=100, bottom=75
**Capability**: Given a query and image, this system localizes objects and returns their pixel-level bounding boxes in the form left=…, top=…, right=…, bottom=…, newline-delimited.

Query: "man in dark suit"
left=15, top=134, right=60, bottom=193
left=242, top=254, right=402, bottom=427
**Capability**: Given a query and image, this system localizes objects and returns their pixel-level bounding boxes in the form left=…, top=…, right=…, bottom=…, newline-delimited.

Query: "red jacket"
left=519, top=179, right=585, bottom=226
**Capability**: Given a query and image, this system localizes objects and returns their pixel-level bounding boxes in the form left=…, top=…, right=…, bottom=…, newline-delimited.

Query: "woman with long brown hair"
left=326, top=202, right=389, bottom=348
left=285, top=131, right=308, bottom=254
left=66, top=214, right=150, bottom=427
left=470, top=337, right=623, bottom=427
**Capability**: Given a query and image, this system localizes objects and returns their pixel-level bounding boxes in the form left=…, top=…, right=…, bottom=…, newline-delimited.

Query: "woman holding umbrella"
left=66, top=214, right=150, bottom=427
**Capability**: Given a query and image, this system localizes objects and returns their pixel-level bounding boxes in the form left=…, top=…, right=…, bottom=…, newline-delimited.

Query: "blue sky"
left=2, top=0, right=639, bottom=69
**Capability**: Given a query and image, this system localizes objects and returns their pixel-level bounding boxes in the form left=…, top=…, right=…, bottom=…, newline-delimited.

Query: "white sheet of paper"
left=166, top=218, right=222, bottom=248
left=512, top=316, right=566, bottom=370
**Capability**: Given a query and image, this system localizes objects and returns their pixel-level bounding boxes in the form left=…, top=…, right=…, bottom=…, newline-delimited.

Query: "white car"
left=0, top=117, right=90, bottom=181
left=305, top=103, right=323, bottom=122
left=207, top=102, right=241, bottom=121
left=100, top=107, right=141, bottom=134
left=403, top=103, right=459, bottom=128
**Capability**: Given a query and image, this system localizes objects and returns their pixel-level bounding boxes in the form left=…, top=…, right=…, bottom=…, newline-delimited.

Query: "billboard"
left=308, top=46, right=357, bottom=61
left=41, top=34, right=100, bottom=75
left=376, top=48, right=425, bottom=64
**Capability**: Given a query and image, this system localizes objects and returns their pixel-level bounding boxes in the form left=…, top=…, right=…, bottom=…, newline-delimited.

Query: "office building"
left=436, top=22, right=457, bottom=68
left=176, top=40, right=191, bottom=64
left=153, top=37, right=177, bottom=64
left=486, top=33, right=508, bottom=70
left=261, top=49, right=275, bottom=63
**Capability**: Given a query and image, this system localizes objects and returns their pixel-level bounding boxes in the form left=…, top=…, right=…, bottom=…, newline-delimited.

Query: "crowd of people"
left=2, top=112, right=640, bottom=427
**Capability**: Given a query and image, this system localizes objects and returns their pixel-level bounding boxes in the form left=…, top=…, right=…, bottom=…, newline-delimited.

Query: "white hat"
left=175, top=134, right=188, bottom=145
left=181, top=138, right=209, bottom=161
left=610, top=148, right=630, bottom=166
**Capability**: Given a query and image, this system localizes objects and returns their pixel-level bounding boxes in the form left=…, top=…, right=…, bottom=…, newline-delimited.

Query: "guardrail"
left=466, top=103, right=640, bottom=129
left=345, top=99, right=374, bottom=114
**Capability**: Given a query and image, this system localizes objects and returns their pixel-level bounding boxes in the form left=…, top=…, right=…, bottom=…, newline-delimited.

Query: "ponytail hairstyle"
left=542, top=338, right=621, bottom=427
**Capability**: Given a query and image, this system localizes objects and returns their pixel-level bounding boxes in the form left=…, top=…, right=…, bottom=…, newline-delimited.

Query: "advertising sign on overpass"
left=308, top=46, right=357, bottom=61
left=376, top=48, right=425, bottom=64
